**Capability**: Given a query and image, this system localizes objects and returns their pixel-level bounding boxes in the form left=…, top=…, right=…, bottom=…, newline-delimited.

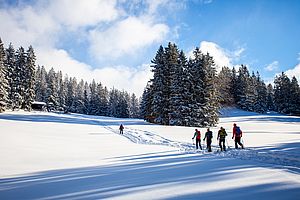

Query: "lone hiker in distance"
left=119, top=124, right=124, bottom=134
left=217, top=127, right=227, bottom=151
left=192, top=129, right=202, bottom=150
left=232, top=123, right=244, bottom=149
left=203, top=128, right=213, bottom=152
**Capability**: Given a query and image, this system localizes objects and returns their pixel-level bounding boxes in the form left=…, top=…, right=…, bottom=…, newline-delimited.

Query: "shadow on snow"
left=0, top=112, right=149, bottom=126
left=0, top=152, right=299, bottom=200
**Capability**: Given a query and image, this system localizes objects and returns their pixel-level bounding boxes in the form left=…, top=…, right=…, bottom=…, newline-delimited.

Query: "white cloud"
left=0, top=0, right=171, bottom=97
left=36, top=48, right=152, bottom=96
left=264, top=61, right=279, bottom=72
left=89, top=16, right=169, bottom=60
left=48, top=0, right=119, bottom=29
left=199, top=41, right=231, bottom=70
left=285, top=63, right=300, bottom=79
left=187, top=41, right=245, bottom=72
left=0, top=5, right=59, bottom=48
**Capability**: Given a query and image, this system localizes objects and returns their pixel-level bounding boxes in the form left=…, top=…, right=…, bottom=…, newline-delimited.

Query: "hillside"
left=0, top=109, right=300, bottom=199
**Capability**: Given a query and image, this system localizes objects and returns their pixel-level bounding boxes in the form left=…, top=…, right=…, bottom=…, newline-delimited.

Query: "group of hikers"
left=192, top=123, right=244, bottom=152
left=119, top=123, right=244, bottom=152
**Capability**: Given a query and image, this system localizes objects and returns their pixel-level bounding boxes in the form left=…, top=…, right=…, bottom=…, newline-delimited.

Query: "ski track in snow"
left=100, top=122, right=300, bottom=172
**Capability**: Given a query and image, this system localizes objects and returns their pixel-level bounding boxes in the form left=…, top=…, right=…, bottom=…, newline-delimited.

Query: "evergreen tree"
left=5, top=43, right=15, bottom=109
left=254, top=72, right=268, bottom=113
left=290, top=76, right=300, bottom=115
left=23, top=45, right=36, bottom=111
left=274, top=72, right=291, bottom=114
left=98, top=83, right=109, bottom=116
left=266, top=83, right=275, bottom=111
left=35, top=66, right=48, bottom=102
left=83, top=81, right=90, bottom=114
left=201, top=52, right=219, bottom=126
left=89, top=79, right=98, bottom=115
left=57, top=71, right=66, bottom=111
left=0, top=38, right=8, bottom=112
left=75, top=79, right=85, bottom=113
left=140, top=82, right=154, bottom=122
left=151, top=45, right=167, bottom=124
left=129, top=93, right=140, bottom=118
left=46, top=68, right=59, bottom=110
left=217, top=66, right=234, bottom=106
left=177, top=50, right=192, bottom=126
left=165, top=43, right=183, bottom=125
left=12, top=46, right=26, bottom=110
left=188, top=47, right=206, bottom=126
left=66, top=77, right=77, bottom=113
left=231, top=67, right=238, bottom=104
left=236, top=65, right=251, bottom=111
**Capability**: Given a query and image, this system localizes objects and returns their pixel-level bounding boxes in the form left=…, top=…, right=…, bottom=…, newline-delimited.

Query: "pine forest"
left=0, top=38, right=300, bottom=126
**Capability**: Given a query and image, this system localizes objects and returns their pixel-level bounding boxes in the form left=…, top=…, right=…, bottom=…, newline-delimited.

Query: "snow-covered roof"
left=32, top=101, right=47, bottom=105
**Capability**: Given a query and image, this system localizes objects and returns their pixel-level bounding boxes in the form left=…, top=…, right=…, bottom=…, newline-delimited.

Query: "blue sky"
left=0, top=0, right=300, bottom=96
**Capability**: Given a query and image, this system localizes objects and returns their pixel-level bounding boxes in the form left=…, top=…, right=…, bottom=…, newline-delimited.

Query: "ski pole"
left=226, top=138, right=230, bottom=149
left=241, top=137, right=245, bottom=148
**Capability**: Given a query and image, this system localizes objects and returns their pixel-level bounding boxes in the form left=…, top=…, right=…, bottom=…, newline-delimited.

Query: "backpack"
left=235, top=126, right=242, bottom=136
left=219, top=129, right=227, bottom=138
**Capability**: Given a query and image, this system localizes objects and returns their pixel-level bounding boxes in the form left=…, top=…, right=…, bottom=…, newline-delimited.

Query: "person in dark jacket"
left=232, top=123, right=244, bottom=149
left=203, top=128, right=213, bottom=152
left=119, top=124, right=124, bottom=134
left=217, top=127, right=227, bottom=151
left=192, top=129, right=202, bottom=150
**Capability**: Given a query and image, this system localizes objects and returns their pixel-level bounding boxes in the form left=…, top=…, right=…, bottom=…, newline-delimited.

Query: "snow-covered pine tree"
left=35, top=66, right=48, bottom=103
left=83, top=81, right=90, bottom=114
left=254, top=72, right=268, bottom=113
left=46, top=68, right=59, bottom=110
left=165, top=43, right=184, bottom=125
left=66, top=77, right=77, bottom=113
left=4, top=43, right=15, bottom=109
left=129, top=93, right=140, bottom=118
left=57, top=70, right=66, bottom=111
left=150, top=45, right=166, bottom=124
left=74, top=79, right=85, bottom=114
left=266, top=83, right=275, bottom=111
left=117, top=91, right=129, bottom=118
left=187, top=47, right=206, bottom=126
left=231, top=67, right=239, bottom=104
left=217, top=66, right=235, bottom=106
left=23, top=45, right=36, bottom=111
left=235, top=65, right=251, bottom=111
left=0, top=38, right=8, bottom=112
left=108, top=87, right=118, bottom=117
left=245, top=71, right=258, bottom=112
left=140, top=81, right=154, bottom=122
left=274, top=72, right=291, bottom=114
left=201, top=52, right=219, bottom=126
left=12, top=46, right=26, bottom=110
left=89, top=79, right=98, bottom=115
left=176, top=50, right=192, bottom=126
left=289, top=76, right=300, bottom=115
left=96, top=82, right=109, bottom=116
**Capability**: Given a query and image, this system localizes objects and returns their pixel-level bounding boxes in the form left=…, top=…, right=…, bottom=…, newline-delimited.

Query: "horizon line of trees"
left=140, top=43, right=300, bottom=127
left=1, top=38, right=300, bottom=121
left=0, top=38, right=140, bottom=118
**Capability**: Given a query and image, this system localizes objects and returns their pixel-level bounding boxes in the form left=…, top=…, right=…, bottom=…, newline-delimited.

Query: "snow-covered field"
left=0, top=108, right=300, bottom=200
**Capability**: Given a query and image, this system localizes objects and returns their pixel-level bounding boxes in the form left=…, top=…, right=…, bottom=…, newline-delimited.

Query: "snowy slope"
left=0, top=109, right=300, bottom=200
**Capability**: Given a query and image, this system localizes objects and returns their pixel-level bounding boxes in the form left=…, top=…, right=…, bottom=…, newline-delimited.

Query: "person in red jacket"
left=192, top=129, right=202, bottom=150
left=232, top=123, right=244, bottom=149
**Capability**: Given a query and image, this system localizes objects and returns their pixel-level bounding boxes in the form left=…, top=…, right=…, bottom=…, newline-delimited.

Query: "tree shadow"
left=0, top=112, right=149, bottom=126
left=0, top=152, right=299, bottom=200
